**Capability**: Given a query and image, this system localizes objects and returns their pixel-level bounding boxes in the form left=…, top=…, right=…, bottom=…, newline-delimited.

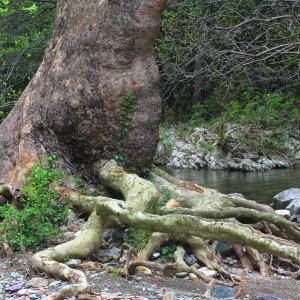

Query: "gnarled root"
left=25, top=161, right=300, bottom=299
left=32, top=212, right=103, bottom=300
left=173, top=246, right=236, bottom=285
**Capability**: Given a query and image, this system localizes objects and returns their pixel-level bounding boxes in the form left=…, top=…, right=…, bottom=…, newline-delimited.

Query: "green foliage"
left=159, top=186, right=172, bottom=208
left=0, top=156, right=68, bottom=251
left=0, top=0, right=55, bottom=108
left=111, top=268, right=124, bottom=278
left=160, top=244, right=176, bottom=260
left=156, top=0, right=202, bottom=113
left=124, top=227, right=151, bottom=251
left=189, top=84, right=300, bottom=130
left=120, top=92, right=135, bottom=135
left=71, top=176, right=101, bottom=196
left=114, top=153, right=127, bottom=165
left=115, top=92, right=136, bottom=165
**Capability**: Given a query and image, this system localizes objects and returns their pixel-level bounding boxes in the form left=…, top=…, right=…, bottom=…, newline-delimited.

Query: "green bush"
left=0, top=1, right=55, bottom=106
left=189, top=84, right=300, bottom=130
left=160, top=244, right=176, bottom=260
left=124, top=227, right=151, bottom=251
left=0, top=156, right=68, bottom=251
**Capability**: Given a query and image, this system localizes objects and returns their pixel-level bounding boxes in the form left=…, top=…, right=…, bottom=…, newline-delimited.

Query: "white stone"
left=198, top=267, right=218, bottom=278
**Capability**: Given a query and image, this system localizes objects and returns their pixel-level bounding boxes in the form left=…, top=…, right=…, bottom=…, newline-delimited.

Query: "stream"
left=165, top=166, right=300, bottom=204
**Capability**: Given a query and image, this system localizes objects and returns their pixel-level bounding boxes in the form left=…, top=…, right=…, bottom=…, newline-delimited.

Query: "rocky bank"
left=155, top=125, right=300, bottom=172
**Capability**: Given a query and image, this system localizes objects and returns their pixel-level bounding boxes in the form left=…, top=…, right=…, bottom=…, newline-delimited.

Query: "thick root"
left=32, top=212, right=103, bottom=300
left=173, top=246, right=236, bottom=285
left=99, top=160, right=159, bottom=212
left=161, top=207, right=300, bottom=242
left=233, top=244, right=253, bottom=272
left=151, top=168, right=272, bottom=212
left=137, top=232, right=169, bottom=260
left=246, top=247, right=269, bottom=277
left=181, top=235, right=230, bottom=277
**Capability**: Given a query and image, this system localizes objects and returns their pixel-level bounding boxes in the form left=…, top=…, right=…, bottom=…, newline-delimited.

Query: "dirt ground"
left=87, top=271, right=300, bottom=300
left=1, top=255, right=299, bottom=300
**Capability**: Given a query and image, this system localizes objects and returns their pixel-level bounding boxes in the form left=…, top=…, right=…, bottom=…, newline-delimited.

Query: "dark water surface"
left=165, top=166, right=300, bottom=204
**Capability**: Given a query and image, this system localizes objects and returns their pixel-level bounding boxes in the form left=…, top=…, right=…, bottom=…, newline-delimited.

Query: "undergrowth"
left=0, top=156, right=68, bottom=251
left=124, top=227, right=151, bottom=251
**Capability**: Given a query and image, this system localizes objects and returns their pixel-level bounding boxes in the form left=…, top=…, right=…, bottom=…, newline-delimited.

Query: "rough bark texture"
left=0, top=0, right=166, bottom=185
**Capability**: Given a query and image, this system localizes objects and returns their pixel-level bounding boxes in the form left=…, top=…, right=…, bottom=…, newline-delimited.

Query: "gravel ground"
left=1, top=255, right=300, bottom=300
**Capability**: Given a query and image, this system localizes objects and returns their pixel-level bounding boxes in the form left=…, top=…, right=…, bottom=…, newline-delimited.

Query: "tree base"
left=2, top=160, right=300, bottom=299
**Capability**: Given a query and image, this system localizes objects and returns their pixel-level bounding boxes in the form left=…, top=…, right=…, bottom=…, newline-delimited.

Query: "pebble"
left=163, top=291, right=175, bottom=300
left=152, top=252, right=161, bottom=259
left=136, top=266, right=152, bottom=276
left=17, top=289, right=37, bottom=296
left=198, top=267, right=218, bottom=278
left=184, top=255, right=196, bottom=266
left=211, top=285, right=235, bottom=299
left=27, top=277, right=49, bottom=288
left=188, top=273, right=198, bottom=281
left=175, top=272, right=189, bottom=278
left=65, top=258, right=82, bottom=268
left=256, top=293, right=282, bottom=300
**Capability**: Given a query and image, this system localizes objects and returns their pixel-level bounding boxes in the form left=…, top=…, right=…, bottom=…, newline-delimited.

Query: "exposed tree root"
left=1, top=160, right=299, bottom=299
left=160, top=207, right=300, bottom=242
left=233, top=244, right=253, bottom=272
left=246, top=247, right=269, bottom=277
left=173, top=246, right=236, bottom=285
left=32, top=212, right=103, bottom=300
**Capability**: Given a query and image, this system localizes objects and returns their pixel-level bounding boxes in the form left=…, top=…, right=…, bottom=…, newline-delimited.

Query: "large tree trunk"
left=0, top=0, right=166, bottom=185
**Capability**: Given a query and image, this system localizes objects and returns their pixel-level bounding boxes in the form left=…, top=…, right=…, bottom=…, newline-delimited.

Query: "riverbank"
left=155, top=124, right=300, bottom=172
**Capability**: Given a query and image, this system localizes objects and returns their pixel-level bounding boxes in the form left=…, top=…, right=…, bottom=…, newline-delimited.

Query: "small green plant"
left=160, top=244, right=176, bottom=260
left=159, top=186, right=172, bottom=207
left=0, top=156, right=68, bottom=251
left=201, top=140, right=215, bottom=155
left=111, top=268, right=124, bottom=278
left=120, top=92, right=135, bottom=135
left=114, top=153, right=127, bottom=165
left=115, top=92, right=136, bottom=166
left=124, top=227, right=151, bottom=251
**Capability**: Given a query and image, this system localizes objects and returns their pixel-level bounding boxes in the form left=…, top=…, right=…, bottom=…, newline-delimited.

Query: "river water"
left=165, top=166, right=300, bottom=204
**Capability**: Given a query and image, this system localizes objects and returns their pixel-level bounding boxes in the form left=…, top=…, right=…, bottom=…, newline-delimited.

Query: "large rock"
left=273, top=188, right=300, bottom=209
left=275, top=209, right=290, bottom=219
left=287, top=199, right=300, bottom=222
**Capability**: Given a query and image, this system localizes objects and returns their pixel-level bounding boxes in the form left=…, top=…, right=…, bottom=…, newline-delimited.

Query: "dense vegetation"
left=1, top=0, right=300, bottom=132
left=0, top=156, right=67, bottom=251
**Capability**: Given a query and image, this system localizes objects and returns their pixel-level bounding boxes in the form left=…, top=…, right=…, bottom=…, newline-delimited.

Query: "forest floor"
left=1, top=193, right=300, bottom=300
left=1, top=254, right=300, bottom=300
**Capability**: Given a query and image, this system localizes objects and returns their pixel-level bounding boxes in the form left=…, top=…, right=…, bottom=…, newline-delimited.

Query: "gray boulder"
left=287, top=199, right=300, bottom=222
left=273, top=188, right=300, bottom=209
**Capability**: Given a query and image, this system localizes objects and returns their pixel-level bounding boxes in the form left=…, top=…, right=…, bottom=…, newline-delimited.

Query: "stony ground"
left=1, top=215, right=300, bottom=300
left=1, top=255, right=300, bottom=300
left=1, top=247, right=300, bottom=300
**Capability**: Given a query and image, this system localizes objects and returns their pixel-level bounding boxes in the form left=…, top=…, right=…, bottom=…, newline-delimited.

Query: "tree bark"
left=0, top=0, right=167, bottom=185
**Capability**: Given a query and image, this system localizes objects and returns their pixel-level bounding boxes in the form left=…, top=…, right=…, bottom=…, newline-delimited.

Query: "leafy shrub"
left=0, top=156, right=68, bottom=251
left=160, top=244, right=176, bottom=260
left=189, top=83, right=300, bottom=130
left=124, top=227, right=151, bottom=251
